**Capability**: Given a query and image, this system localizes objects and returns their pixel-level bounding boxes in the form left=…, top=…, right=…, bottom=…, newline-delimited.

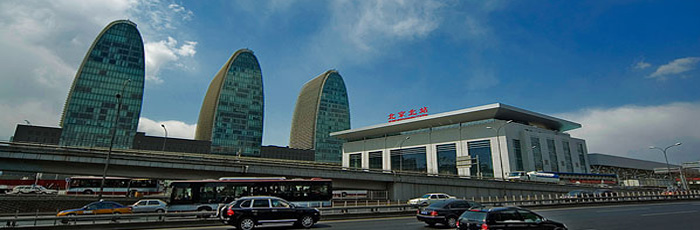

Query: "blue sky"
left=1, top=0, right=699, bottom=164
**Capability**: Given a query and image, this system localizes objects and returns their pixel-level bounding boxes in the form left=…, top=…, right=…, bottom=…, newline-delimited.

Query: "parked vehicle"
left=57, top=200, right=132, bottom=223
left=218, top=196, right=320, bottom=230
left=457, top=207, right=567, bottom=230
left=0, top=185, right=10, bottom=194
left=8, top=185, right=58, bottom=194
left=561, top=190, right=593, bottom=198
left=416, top=199, right=483, bottom=228
left=593, top=189, right=617, bottom=196
left=130, top=199, right=167, bottom=213
left=407, top=193, right=455, bottom=206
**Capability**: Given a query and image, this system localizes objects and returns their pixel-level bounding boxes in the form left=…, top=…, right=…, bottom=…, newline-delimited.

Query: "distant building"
left=60, top=20, right=145, bottom=149
left=132, top=132, right=211, bottom=154
left=260, top=146, right=315, bottom=161
left=195, top=49, right=264, bottom=156
left=289, top=70, right=350, bottom=163
left=12, top=124, right=61, bottom=145
left=333, top=103, right=590, bottom=179
left=588, top=153, right=676, bottom=187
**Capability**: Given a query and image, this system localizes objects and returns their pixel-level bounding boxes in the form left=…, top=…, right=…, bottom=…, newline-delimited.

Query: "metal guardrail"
left=4, top=191, right=699, bottom=228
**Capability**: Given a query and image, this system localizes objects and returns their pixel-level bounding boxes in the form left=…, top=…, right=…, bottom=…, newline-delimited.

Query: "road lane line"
left=596, top=208, right=649, bottom=213
left=640, top=210, right=698, bottom=217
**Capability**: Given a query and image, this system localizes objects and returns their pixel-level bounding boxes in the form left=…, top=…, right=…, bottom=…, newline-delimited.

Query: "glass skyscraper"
left=289, top=70, right=350, bottom=163
left=195, top=49, right=264, bottom=156
left=60, top=20, right=145, bottom=149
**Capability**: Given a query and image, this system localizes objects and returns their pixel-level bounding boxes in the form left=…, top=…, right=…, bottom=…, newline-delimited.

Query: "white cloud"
left=138, top=117, right=196, bottom=139
left=145, top=37, right=198, bottom=83
left=648, top=57, right=700, bottom=79
left=633, top=60, right=651, bottom=70
left=557, top=102, right=700, bottom=164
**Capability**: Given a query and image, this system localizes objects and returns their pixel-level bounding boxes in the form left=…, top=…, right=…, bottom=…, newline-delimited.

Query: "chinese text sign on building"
left=388, top=107, right=428, bottom=123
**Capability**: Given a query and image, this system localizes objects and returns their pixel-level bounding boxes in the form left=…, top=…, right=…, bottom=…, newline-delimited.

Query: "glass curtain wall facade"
left=289, top=70, right=350, bottom=163
left=436, top=143, right=457, bottom=175
left=468, top=140, right=493, bottom=178
left=512, top=139, right=524, bottom=171
left=368, top=151, right=382, bottom=169
left=577, top=143, right=588, bottom=173
left=60, top=20, right=145, bottom=149
left=531, top=137, right=544, bottom=171
left=195, top=49, right=264, bottom=156
left=546, top=139, right=559, bottom=171
left=562, top=141, right=573, bottom=172
left=390, top=147, right=427, bottom=173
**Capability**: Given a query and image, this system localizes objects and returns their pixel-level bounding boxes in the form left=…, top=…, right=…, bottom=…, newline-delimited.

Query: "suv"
left=9, top=185, right=58, bottom=194
left=218, top=196, right=320, bottom=230
left=408, top=193, right=455, bottom=206
left=457, top=207, right=567, bottom=230
left=416, top=199, right=483, bottom=228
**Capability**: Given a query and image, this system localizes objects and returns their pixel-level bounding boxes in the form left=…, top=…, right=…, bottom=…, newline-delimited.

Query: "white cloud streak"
left=145, top=37, right=198, bottom=83
left=633, top=60, right=651, bottom=70
left=649, top=57, right=700, bottom=79
left=557, top=102, right=700, bottom=164
left=138, top=117, right=196, bottom=139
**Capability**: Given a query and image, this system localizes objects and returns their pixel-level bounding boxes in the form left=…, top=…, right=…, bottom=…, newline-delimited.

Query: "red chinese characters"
left=388, top=106, right=428, bottom=122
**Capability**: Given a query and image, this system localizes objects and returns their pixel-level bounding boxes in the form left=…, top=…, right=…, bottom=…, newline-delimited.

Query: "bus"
left=167, top=177, right=332, bottom=212
left=507, top=171, right=560, bottom=183
left=67, top=177, right=162, bottom=196
left=507, top=171, right=618, bottom=185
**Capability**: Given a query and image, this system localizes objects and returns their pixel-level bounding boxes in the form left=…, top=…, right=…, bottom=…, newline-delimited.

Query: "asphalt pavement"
left=146, top=201, right=700, bottom=230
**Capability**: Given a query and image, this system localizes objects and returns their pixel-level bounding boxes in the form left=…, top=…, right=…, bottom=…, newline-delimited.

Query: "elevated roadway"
left=0, top=142, right=586, bottom=200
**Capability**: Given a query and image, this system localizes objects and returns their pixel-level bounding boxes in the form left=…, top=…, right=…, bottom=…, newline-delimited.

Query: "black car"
left=457, top=207, right=567, bottom=230
left=416, top=199, right=483, bottom=228
left=218, top=196, right=320, bottom=230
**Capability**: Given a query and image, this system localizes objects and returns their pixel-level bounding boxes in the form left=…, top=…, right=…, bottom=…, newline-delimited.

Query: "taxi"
left=57, top=200, right=132, bottom=216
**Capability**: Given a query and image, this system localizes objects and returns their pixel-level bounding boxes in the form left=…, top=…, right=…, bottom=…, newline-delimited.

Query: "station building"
left=331, top=103, right=590, bottom=179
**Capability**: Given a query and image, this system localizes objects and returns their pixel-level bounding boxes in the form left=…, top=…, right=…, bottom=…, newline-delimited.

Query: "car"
left=130, top=199, right=167, bottom=213
left=416, top=199, right=483, bottom=228
left=8, top=185, right=58, bottom=194
left=57, top=201, right=132, bottom=217
left=457, top=207, right=567, bottom=230
left=407, top=193, right=456, bottom=206
left=0, top=185, right=10, bottom=194
left=218, top=196, right=320, bottom=230
left=561, top=190, right=593, bottom=198
left=593, top=189, right=617, bottom=197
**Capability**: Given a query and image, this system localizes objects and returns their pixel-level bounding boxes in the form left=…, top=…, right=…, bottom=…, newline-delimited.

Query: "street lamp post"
left=649, top=142, right=682, bottom=189
left=161, top=124, right=168, bottom=152
left=98, top=79, right=130, bottom=199
left=397, top=136, right=410, bottom=172
left=486, top=120, right=513, bottom=180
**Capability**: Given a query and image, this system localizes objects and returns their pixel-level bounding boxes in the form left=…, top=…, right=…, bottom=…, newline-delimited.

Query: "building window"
left=369, top=151, right=382, bottom=170
left=468, top=140, right=493, bottom=178
left=390, top=146, right=427, bottom=173
left=531, top=137, right=544, bottom=171
left=513, top=139, right=524, bottom=171
left=577, top=143, right=587, bottom=173
left=436, top=143, right=457, bottom=175
left=349, top=153, right=361, bottom=168
left=546, top=139, right=559, bottom=172
left=562, top=141, right=573, bottom=172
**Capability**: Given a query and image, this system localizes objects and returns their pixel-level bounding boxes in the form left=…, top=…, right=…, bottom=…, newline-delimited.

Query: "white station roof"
left=331, top=103, right=581, bottom=141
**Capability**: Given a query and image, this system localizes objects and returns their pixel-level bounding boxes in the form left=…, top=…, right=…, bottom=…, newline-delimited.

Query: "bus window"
left=172, top=186, right=192, bottom=202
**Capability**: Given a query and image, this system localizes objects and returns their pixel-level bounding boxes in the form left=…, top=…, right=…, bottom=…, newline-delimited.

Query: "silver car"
left=9, top=185, right=58, bottom=194
left=130, top=199, right=167, bottom=213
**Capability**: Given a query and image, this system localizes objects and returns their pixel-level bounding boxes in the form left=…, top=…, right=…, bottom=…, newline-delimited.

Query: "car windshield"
left=421, top=194, right=431, bottom=198
left=428, top=200, right=449, bottom=208
left=460, top=211, right=487, bottom=222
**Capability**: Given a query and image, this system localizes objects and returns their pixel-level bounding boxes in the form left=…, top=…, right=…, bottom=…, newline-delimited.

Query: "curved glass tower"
left=195, top=49, right=264, bottom=156
left=60, top=20, right=145, bottom=149
left=289, top=70, right=350, bottom=163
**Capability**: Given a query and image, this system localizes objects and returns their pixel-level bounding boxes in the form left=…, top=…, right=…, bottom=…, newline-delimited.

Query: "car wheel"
left=420, top=201, right=428, bottom=206
left=83, top=190, right=93, bottom=195
left=296, top=215, right=314, bottom=229
left=156, top=209, right=165, bottom=213
left=554, top=227, right=567, bottom=230
left=237, top=217, right=255, bottom=230
left=197, top=207, right=212, bottom=218
left=446, top=217, right=457, bottom=228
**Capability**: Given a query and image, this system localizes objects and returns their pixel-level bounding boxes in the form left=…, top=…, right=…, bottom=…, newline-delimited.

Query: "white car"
left=130, top=199, right=168, bottom=213
left=407, top=193, right=455, bottom=206
left=9, top=185, right=58, bottom=194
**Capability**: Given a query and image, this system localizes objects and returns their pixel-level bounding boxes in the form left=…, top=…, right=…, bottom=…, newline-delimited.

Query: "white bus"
left=67, top=177, right=162, bottom=196
left=507, top=171, right=560, bottom=183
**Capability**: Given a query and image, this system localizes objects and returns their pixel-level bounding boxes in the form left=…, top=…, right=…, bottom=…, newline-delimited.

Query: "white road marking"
left=640, top=210, right=698, bottom=217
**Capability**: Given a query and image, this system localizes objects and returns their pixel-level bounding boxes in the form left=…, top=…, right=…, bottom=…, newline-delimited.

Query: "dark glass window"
left=390, top=146, right=427, bottom=173
left=546, top=139, right=559, bottom=171
left=349, top=153, right=361, bottom=168
left=437, top=144, right=457, bottom=175
left=577, top=143, right=587, bottom=173
left=468, top=140, right=493, bottom=178
left=252, top=199, right=269, bottom=208
left=513, top=139, right=524, bottom=171
left=368, top=151, right=382, bottom=169
left=562, top=141, right=573, bottom=172
left=531, top=137, right=544, bottom=171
